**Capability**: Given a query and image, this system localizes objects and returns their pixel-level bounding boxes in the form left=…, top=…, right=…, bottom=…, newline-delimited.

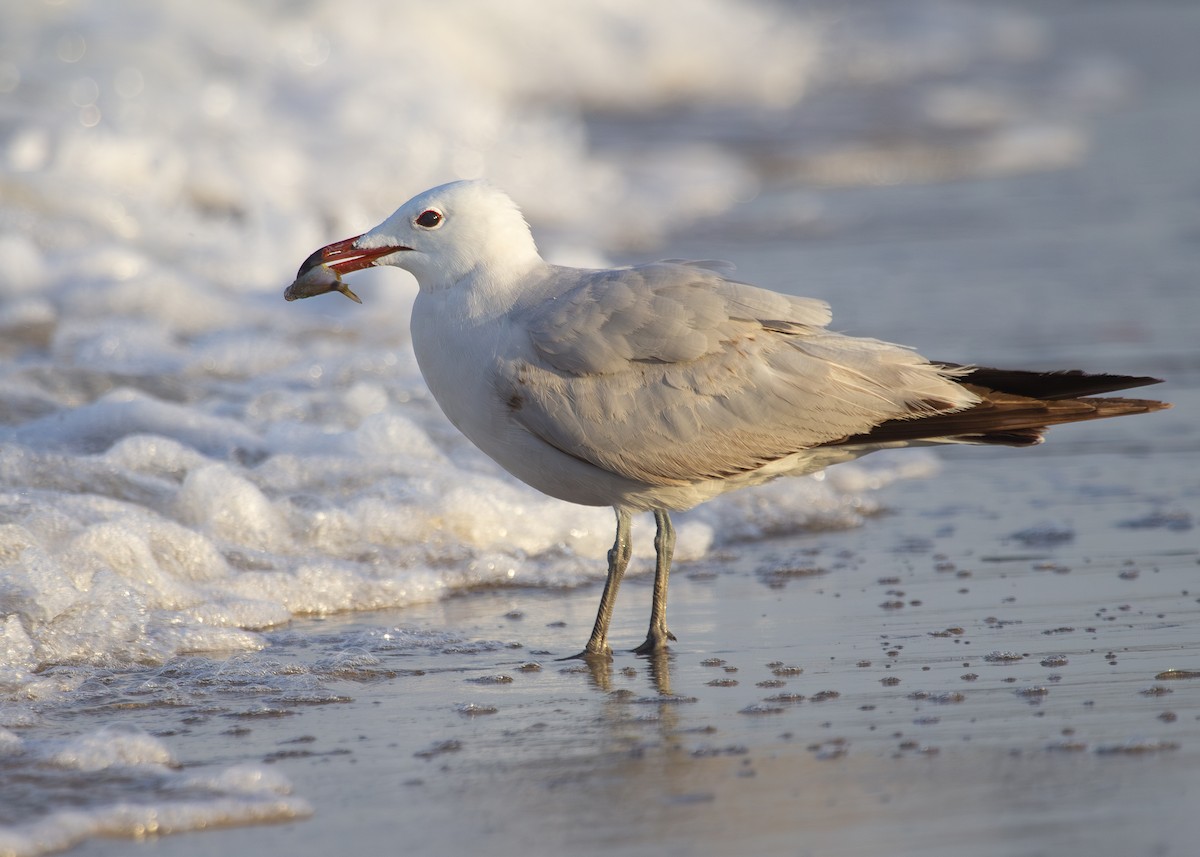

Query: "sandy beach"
left=68, top=437, right=1200, bottom=856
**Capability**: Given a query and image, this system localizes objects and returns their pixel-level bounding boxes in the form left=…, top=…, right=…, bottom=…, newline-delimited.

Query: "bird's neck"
left=418, top=253, right=548, bottom=323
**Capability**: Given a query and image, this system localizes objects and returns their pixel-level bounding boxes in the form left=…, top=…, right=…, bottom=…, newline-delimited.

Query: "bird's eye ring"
left=415, top=209, right=444, bottom=229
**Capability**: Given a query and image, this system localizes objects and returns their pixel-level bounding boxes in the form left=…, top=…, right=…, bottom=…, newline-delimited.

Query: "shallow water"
left=1, top=0, right=1198, bottom=855
left=36, top=448, right=1200, bottom=857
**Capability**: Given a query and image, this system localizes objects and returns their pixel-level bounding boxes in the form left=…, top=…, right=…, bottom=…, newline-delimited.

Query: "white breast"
left=409, top=290, right=652, bottom=508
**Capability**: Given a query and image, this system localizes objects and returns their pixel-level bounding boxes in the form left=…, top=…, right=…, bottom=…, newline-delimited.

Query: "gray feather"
left=500, top=261, right=976, bottom=486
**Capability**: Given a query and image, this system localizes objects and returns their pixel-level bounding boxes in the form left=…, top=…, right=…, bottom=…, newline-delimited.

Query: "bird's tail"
left=826, top=366, right=1169, bottom=448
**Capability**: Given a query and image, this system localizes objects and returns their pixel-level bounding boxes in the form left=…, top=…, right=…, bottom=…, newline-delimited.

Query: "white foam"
left=0, top=234, right=48, bottom=298
left=8, top=390, right=261, bottom=457
left=50, top=723, right=174, bottom=771
left=175, top=464, right=290, bottom=553
left=0, top=726, right=310, bottom=857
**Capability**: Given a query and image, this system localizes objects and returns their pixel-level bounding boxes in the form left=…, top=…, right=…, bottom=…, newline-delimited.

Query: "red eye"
left=415, top=209, right=443, bottom=228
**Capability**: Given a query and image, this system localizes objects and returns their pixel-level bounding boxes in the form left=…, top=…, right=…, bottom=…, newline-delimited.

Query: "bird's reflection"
left=578, top=649, right=675, bottom=697
left=642, top=649, right=673, bottom=697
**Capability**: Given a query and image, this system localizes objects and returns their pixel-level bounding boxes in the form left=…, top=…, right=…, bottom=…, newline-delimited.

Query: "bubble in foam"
left=102, top=435, right=210, bottom=479
left=183, top=763, right=299, bottom=796
left=182, top=596, right=290, bottom=631
left=175, top=464, right=289, bottom=553
left=0, top=726, right=311, bottom=854
left=341, top=381, right=389, bottom=417
left=0, top=615, right=37, bottom=676
left=67, top=522, right=204, bottom=606
left=50, top=723, right=174, bottom=771
left=348, top=412, right=446, bottom=461
left=13, top=389, right=260, bottom=457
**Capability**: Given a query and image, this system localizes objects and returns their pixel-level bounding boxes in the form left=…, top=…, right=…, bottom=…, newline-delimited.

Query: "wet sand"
left=69, top=402, right=1199, bottom=857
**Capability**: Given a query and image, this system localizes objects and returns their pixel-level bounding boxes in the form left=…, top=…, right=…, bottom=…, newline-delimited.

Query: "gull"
left=287, top=180, right=1168, bottom=659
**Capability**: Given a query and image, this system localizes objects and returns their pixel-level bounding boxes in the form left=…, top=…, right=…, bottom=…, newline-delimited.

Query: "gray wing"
left=500, top=261, right=977, bottom=486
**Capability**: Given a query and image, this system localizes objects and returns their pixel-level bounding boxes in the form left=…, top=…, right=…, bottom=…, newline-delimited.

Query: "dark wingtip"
left=937, top=365, right=1167, bottom=400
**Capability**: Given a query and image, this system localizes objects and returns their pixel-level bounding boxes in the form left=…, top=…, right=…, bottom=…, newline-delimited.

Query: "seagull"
left=287, top=180, right=1168, bottom=659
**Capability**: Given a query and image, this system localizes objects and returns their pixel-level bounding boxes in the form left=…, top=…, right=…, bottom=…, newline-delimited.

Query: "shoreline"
left=63, top=439, right=1200, bottom=857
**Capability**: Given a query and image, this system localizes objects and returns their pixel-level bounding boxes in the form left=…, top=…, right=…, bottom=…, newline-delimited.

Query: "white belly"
left=409, top=294, right=649, bottom=508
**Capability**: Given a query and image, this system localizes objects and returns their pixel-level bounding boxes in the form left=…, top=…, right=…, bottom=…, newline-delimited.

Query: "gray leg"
left=570, top=508, right=633, bottom=660
left=633, top=509, right=677, bottom=655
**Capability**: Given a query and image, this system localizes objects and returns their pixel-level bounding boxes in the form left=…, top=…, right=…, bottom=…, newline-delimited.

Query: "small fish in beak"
left=283, top=236, right=410, bottom=304
left=284, top=250, right=362, bottom=304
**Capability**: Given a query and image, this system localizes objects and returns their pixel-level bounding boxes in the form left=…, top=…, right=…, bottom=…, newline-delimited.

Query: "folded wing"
left=499, top=262, right=978, bottom=486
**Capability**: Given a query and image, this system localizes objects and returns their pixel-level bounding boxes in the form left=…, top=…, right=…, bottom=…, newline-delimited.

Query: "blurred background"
left=3, top=1, right=1195, bottom=355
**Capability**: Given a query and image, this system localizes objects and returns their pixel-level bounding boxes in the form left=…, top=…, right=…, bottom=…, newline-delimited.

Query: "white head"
left=299, top=181, right=543, bottom=294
